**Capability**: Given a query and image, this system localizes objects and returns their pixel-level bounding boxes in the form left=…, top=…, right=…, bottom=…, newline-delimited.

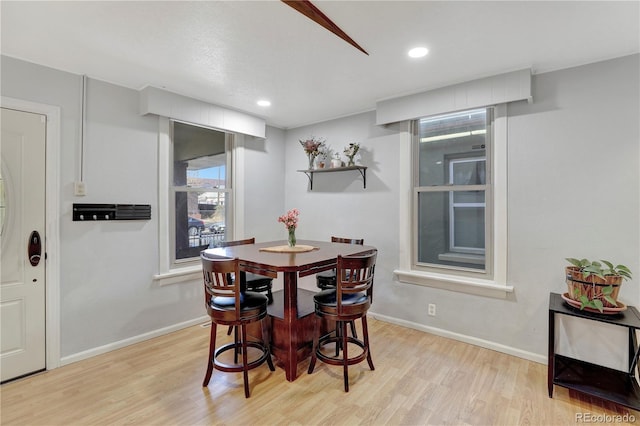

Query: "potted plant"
left=565, top=258, right=633, bottom=312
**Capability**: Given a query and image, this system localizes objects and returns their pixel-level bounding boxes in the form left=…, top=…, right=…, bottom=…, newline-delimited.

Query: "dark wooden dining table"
left=202, top=239, right=376, bottom=381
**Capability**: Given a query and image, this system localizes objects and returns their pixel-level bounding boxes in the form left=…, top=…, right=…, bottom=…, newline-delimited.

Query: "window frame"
left=169, top=120, right=233, bottom=267
left=153, top=117, right=245, bottom=286
left=413, top=108, right=493, bottom=276
left=394, top=104, right=512, bottom=298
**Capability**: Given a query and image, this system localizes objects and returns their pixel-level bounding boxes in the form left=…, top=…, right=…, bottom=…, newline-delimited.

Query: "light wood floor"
left=2, top=318, right=638, bottom=425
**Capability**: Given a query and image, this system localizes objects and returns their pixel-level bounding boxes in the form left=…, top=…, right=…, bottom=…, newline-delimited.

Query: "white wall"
left=284, top=54, right=639, bottom=365
left=244, top=125, right=286, bottom=242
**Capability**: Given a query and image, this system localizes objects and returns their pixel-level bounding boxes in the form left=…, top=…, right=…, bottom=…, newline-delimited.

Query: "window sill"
left=394, top=269, right=514, bottom=299
left=153, top=265, right=202, bottom=286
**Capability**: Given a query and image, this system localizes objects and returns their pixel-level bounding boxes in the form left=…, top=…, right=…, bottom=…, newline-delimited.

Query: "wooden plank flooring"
left=2, top=318, right=639, bottom=425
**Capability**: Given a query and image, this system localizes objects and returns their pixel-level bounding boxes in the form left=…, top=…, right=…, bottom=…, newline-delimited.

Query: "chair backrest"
left=201, top=255, right=242, bottom=318
left=331, top=236, right=364, bottom=245
left=335, top=250, right=377, bottom=312
left=216, top=237, right=255, bottom=248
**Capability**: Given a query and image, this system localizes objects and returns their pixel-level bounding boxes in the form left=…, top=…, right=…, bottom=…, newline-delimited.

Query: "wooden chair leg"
left=261, top=317, right=275, bottom=371
left=342, top=320, right=349, bottom=392
left=335, top=321, right=341, bottom=356
left=234, top=325, right=240, bottom=364
left=308, top=316, right=319, bottom=374
left=349, top=320, right=358, bottom=338
left=241, top=324, right=250, bottom=398
left=202, top=322, right=217, bottom=386
left=362, top=315, right=374, bottom=371
left=226, top=325, right=233, bottom=335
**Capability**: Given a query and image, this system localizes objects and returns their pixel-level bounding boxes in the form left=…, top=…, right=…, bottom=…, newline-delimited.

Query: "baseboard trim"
left=59, top=312, right=546, bottom=367
left=59, top=316, right=210, bottom=366
left=369, top=311, right=546, bottom=365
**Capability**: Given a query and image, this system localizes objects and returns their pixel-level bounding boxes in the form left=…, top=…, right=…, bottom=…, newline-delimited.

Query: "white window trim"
left=394, top=105, right=513, bottom=298
left=152, top=117, right=245, bottom=286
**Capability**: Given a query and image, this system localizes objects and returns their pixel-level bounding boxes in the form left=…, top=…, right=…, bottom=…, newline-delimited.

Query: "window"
left=414, top=108, right=492, bottom=275
left=171, top=121, right=231, bottom=264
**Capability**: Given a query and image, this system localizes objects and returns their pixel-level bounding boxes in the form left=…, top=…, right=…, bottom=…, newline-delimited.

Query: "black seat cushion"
left=212, top=291, right=267, bottom=308
left=209, top=291, right=268, bottom=323
left=226, top=272, right=272, bottom=293
left=317, top=270, right=336, bottom=279
left=245, top=272, right=272, bottom=284
left=245, top=272, right=273, bottom=294
left=313, top=289, right=368, bottom=307
left=316, top=270, right=336, bottom=289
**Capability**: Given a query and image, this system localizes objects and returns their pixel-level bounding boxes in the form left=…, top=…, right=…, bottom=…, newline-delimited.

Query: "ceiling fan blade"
left=282, top=0, right=369, bottom=55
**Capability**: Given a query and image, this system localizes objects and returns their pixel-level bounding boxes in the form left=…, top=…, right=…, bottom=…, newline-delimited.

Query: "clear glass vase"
left=288, top=226, right=296, bottom=247
left=308, top=155, right=315, bottom=170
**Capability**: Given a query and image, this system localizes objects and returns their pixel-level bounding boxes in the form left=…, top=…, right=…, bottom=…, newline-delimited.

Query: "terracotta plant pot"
left=565, top=266, right=623, bottom=308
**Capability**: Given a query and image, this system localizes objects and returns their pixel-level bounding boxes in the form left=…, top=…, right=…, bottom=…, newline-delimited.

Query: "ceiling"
left=1, top=1, right=639, bottom=129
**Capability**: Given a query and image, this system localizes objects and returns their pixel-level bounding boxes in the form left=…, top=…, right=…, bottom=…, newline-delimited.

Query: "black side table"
left=548, top=292, right=640, bottom=410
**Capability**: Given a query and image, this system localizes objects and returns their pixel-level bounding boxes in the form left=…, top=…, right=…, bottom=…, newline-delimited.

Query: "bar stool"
left=316, top=236, right=364, bottom=290
left=217, top=237, right=273, bottom=303
left=308, top=250, right=377, bottom=392
left=201, top=255, right=275, bottom=398
left=212, top=238, right=274, bottom=336
left=316, top=236, right=364, bottom=339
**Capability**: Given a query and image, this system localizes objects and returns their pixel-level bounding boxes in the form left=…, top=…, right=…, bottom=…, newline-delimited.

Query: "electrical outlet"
left=74, top=181, right=87, bottom=196
left=428, top=303, right=436, bottom=316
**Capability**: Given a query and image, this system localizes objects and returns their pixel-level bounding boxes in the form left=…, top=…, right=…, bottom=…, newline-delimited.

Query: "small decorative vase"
left=308, top=155, right=315, bottom=170
left=288, top=226, right=296, bottom=247
left=347, top=157, right=355, bottom=166
left=331, top=158, right=342, bottom=168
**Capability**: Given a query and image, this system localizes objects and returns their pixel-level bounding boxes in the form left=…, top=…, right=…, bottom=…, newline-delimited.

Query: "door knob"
left=28, top=230, right=42, bottom=267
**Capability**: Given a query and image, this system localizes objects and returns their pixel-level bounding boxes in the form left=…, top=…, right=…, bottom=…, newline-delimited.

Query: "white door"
left=1, top=107, right=46, bottom=382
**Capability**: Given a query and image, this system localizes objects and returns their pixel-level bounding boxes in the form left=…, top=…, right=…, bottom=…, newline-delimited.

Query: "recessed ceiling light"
left=257, top=100, right=271, bottom=107
left=408, top=47, right=429, bottom=58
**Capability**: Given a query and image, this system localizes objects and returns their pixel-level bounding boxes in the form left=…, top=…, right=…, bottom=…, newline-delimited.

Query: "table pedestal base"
left=264, top=289, right=332, bottom=381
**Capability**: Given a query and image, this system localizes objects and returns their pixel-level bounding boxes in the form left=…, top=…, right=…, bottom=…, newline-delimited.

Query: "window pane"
left=451, top=159, right=485, bottom=185
left=452, top=207, right=485, bottom=250
left=418, top=109, right=487, bottom=187
left=172, top=121, right=229, bottom=262
left=417, top=191, right=485, bottom=270
left=453, top=190, right=485, bottom=204
left=174, top=190, right=227, bottom=260
left=173, top=122, right=226, bottom=187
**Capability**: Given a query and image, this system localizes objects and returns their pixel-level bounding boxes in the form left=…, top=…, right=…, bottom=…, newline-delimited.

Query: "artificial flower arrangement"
left=278, top=208, right=299, bottom=247
left=299, top=136, right=325, bottom=169
left=343, top=142, right=360, bottom=166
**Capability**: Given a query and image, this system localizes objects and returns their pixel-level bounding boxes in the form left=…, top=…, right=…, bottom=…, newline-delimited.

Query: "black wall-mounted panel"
left=73, top=204, right=151, bottom=221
